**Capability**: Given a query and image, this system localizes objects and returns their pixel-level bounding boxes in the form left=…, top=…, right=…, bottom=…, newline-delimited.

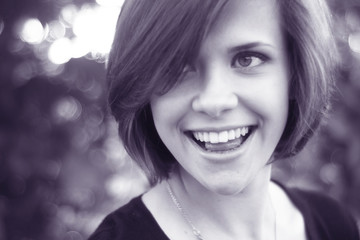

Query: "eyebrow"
left=228, top=42, right=274, bottom=53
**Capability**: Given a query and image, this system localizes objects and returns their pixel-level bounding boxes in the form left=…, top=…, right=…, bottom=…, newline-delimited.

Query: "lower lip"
left=186, top=130, right=255, bottom=163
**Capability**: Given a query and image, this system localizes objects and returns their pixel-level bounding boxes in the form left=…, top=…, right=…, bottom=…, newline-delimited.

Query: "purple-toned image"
left=0, top=0, right=359, bottom=239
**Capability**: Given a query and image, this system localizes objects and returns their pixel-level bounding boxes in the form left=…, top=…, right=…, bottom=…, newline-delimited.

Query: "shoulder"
left=282, top=183, right=359, bottom=240
left=88, top=195, right=166, bottom=240
left=288, top=186, right=353, bottom=221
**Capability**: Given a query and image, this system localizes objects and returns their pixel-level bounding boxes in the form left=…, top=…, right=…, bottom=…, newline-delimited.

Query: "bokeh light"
left=53, top=96, right=82, bottom=122
left=349, top=32, right=360, bottom=54
left=15, top=3, right=121, bottom=66
left=72, top=4, right=120, bottom=55
left=319, top=163, right=340, bottom=185
left=48, top=37, right=73, bottom=64
left=47, top=20, right=66, bottom=41
left=18, top=18, right=45, bottom=44
left=0, top=17, right=4, bottom=36
left=70, top=37, right=90, bottom=58
left=96, top=0, right=125, bottom=7
left=60, top=4, right=78, bottom=27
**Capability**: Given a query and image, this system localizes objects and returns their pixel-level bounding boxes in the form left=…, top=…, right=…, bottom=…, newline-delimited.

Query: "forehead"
left=202, top=0, right=283, bottom=53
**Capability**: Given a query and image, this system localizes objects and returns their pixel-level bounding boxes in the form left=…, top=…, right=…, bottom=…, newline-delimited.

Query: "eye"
left=232, top=52, right=269, bottom=69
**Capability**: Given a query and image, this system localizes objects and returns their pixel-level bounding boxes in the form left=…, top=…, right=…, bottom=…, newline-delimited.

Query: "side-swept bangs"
left=107, top=0, right=229, bottom=184
left=275, top=0, right=339, bottom=158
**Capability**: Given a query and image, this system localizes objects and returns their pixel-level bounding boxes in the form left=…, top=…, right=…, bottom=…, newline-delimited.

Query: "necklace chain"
left=165, top=181, right=277, bottom=240
left=166, top=181, right=204, bottom=240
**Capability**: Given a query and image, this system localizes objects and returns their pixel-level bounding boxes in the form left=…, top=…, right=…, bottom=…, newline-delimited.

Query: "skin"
left=144, top=0, right=306, bottom=239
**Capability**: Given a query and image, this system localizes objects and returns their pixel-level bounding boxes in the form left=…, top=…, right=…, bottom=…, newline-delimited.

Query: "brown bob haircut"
left=107, top=0, right=339, bottom=185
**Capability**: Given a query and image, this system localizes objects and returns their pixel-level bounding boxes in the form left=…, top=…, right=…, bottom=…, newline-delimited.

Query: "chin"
left=203, top=176, right=248, bottom=196
left=210, top=184, right=247, bottom=196
left=214, top=187, right=244, bottom=196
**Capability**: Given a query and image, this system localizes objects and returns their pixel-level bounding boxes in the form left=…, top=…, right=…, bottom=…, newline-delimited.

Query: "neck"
left=166, top=165, right=275, bottom=239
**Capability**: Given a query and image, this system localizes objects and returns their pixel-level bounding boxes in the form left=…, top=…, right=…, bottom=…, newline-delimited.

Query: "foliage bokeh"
left=0, top=0, right=359, bottom=239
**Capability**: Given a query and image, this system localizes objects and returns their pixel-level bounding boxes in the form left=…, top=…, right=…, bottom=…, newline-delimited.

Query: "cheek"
left=264, top=94, right=289, bottom=136
left=150, top=97, right=189, bottom=165
left=244, top=76, right=289, bottom=139
left=266, top=85, right=289, bottom=117
left=150, top=93, right=187, bottom=143
left=151, top=84, right=196, bottom=128
left=151, top=96, right=179, bottom=128
left=247, top=80, right=289, bottom=116
left=262, top=83, right=290, bottom=144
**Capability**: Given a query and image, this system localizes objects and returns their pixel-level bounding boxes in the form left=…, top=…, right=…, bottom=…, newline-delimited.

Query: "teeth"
left=241, top=127, right=248, bottom=136
left=228, top=130, right=235, bottom=140
left=218, top=131, right=228, bottom=143
left=203, top=132, right=209, bottom=142
left=209, top=132, right=219, bottom=143
left=194, top=132, right=200, bottom=141
left=235, top=128, right=241, bottom=138
left=193, top=127, right=250, bottom=143
left=199, top=132, right=204, bottom=142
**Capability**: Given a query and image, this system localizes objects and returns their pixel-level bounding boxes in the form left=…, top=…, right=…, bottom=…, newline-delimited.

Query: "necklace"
left=165, top=181, right=277, bottom=240
left=166, top=181, right=204, bottom=240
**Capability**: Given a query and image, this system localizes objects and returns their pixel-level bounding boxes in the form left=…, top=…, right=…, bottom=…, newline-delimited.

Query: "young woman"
left=89, top=0, right=360, bottom=239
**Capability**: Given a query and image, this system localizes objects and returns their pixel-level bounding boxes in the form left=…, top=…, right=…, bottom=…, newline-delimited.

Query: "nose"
left=192, top=80, right=238, bottom=118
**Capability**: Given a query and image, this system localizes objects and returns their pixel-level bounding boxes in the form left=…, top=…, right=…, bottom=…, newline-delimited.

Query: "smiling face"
left=151, top=0, right=289, bottom=195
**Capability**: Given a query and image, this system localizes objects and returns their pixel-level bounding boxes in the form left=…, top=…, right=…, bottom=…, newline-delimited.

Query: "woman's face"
left=151, top=0, right=289, bottom=195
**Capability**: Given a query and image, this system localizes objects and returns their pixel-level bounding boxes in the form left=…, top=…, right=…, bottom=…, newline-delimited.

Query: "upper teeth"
left=193, top=127, right=249, bottom=144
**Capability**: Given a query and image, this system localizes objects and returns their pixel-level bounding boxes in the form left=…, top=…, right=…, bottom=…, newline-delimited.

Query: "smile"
left=186, top=126, right=255, bottom=153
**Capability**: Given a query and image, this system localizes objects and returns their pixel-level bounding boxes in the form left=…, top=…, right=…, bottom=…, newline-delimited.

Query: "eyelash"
left=231, top=51, right=270, bottom=69
left=180, top=51, right=270, bottom=77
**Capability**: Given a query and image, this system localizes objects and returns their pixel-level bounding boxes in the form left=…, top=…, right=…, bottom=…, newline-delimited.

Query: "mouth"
left=185, top=126, right=256, bottom=153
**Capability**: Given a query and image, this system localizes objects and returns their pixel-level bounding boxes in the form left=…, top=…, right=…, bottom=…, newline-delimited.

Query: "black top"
left=88, top=183, right=360, bottom=240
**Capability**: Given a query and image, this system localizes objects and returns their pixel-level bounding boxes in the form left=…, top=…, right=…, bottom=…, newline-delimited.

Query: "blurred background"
left=0, top=0, right=359, bottom=239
